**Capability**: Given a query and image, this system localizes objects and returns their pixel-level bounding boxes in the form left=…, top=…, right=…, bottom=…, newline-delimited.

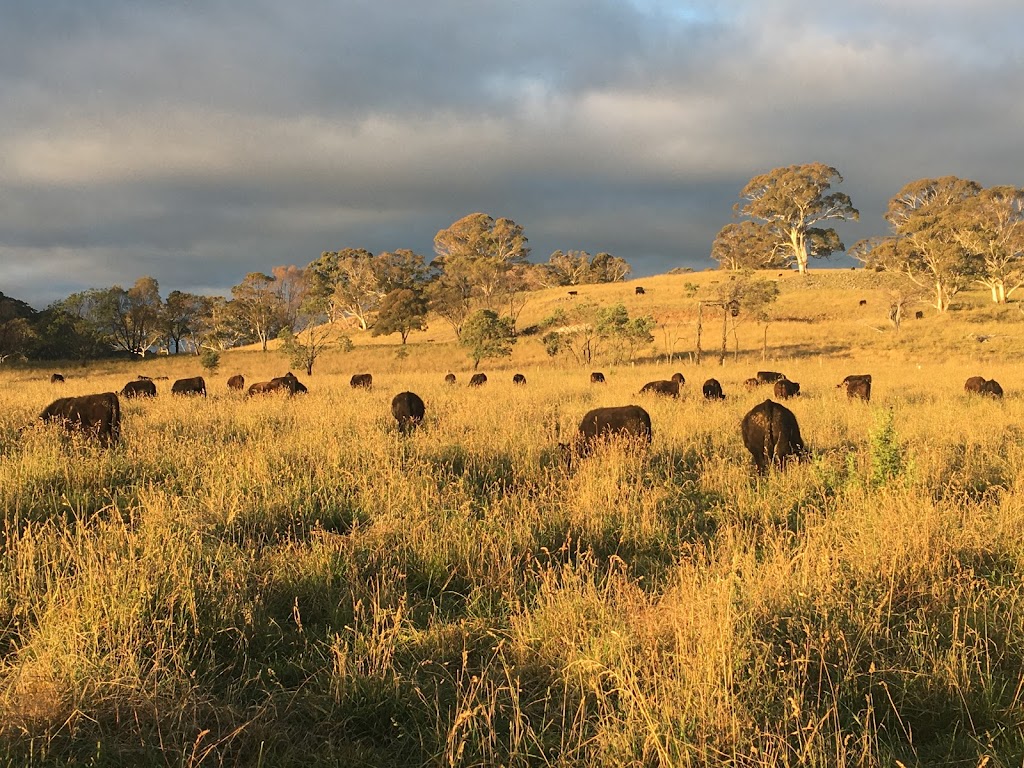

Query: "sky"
left=2, top=0, right=1023, bottom=309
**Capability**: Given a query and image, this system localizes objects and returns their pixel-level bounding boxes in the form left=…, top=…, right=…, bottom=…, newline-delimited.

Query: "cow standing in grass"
left=171, top=377, right=206, bottom=396
left=839, top=374, right=872, bottom=401
left=391, top=392, right=425, bottom=434
left=566, top=405, right=652, bottom=458
left=39, top=392, right=121, bottom=447
left=741, top=399, right=805, bottom=474
left=121, top=379, right=157, bottom=398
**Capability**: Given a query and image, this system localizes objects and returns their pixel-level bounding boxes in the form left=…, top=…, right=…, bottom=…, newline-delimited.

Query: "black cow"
left=640, top=379, right=681, bottom=397
left=247, top=372, right=307, bottom=396
left=567, top=290, right=578, bottom=297
left=227, top=374, right=245, bottom=391
left=50, top=373, right=65, bottom=384
left=756, top=371, right=786, bottom=384
left=635, top=286, right=646, bottom=295
left=121, top=379, right=157, bottom=398
left=741, top=399, right=805, bottom=473
left=839, top=374, right=872, bottom=401
left=171, top=376, right=206, bottom=396
left=350, top=373, right=373, bottom=389
left=744, top=377, right=761, bottom=389
left=702, top=378, right=725, bottom=400
left=571, top=405, right=652, bottom=456
left=444, top=373, right=457, bottom=385
left=965, top=376, right=1003, bottom=398
left=859, top=299, right=867, bottom=306
left=513, top=373, right=527, bottom=385
left=773, top=378, right=800, bottom=399
left=39, top=392, right=121, bottom=447
left=915, top=311, right=924, bottom=319
left=590, top=372, right=606, bottom=384
left=469, top=373, right=487, bottom=387
left=391, top=391, right=425, bottom=434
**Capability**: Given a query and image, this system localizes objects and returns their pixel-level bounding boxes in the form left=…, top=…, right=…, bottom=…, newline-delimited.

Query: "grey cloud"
left=2, top=1, right=1023, bottom=308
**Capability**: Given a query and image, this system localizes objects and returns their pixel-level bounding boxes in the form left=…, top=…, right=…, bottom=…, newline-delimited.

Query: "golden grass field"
left=1, top=269, right=1024, bottom=766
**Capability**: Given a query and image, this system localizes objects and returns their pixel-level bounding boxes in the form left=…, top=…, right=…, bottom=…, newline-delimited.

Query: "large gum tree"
left=734, top=163, right=858, bottom=275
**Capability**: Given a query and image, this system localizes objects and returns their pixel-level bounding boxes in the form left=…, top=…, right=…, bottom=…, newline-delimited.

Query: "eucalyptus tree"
left=733, top=163, right=858, bottom=275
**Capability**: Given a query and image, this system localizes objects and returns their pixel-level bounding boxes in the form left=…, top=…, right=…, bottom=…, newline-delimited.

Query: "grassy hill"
left=1, top=270, right=1023, bottom=766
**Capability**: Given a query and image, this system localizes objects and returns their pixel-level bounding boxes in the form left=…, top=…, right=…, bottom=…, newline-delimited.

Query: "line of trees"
left=712, top=164, right=1024, bottom=311
left=1, top=211, right=634, bottom=368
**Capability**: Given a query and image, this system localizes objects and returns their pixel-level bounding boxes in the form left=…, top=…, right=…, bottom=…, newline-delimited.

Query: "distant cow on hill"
left=121, top=379, right=157, bottom=399
left=635, top=286, right=645, bottom=295
left=391, top=391, right=425, bottom=434
left=965, top=376, right=1003, bottom=398
left=859, top=299, right=867, bottom=306
left=227, top=374, right=245, bottom=391
left=247, top=372, right=307, bottom=397
left=590, top=371, right=606, bottom=384
left=469, top=373, right=487, bottom=387
left=171, top=376, right=206, bottom=396
left=350, top=373, right=373, bottom=389
left=702, top=378, right=725, bottom=400
left=756, top=371, right=786, bottom=384
left=444, top=373, right=457, bottom=385
left=839, top=374, right=872, bottom=401
left=513, top=373, right=527, bottom=385
left=50, top=373, right=65, bottom=384
left=39, top=392, right=121, bottom=447
left=773, top=378, right=800, bottom=400
left=741, top=399, right=805, bottom=474
left=568, top=405, right=652, bottom=457
left=915, top=311, right=924, bottom=319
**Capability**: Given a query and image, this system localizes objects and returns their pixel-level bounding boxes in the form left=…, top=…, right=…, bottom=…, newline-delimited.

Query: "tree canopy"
left=733, top=163, right=858, bottom=274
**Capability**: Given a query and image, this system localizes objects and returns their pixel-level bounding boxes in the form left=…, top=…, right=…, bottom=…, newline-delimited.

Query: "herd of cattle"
left=34, top=367, right=1006, bottom=473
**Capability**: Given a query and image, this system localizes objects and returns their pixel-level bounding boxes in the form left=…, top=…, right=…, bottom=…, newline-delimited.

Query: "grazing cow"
left=469, top=373, right=487, bottom=387
left=635, top=286, right=646, bottom=295
left=640, top=379, right=681, bottom=397
left=744, top=377, right=761, bottom=389
left=513, top=373, right=527, bottom=385
left=121, top=379, right=157, bottom=398
left=171, top=376, right=206, bottom=396
left=965, top=376, right=1003, bottom=397
left=569, top=405, right=652, bottom=456
left=391, top=391, right=426, bottom=434
left=982, top=379, right=1004, bottom=397
left=839, top=374, right=872, bottom=401
left=741, top=399, right=805, bottom=473
left=756, top=371, right=786, bottom=384
left=590, top=371, right=606, bottom=384
left=444, top=373, right=457, bottom=385
left=350, top=373, right=373, bottom=389
left=773, top=378, right=800, bottom=399
left=702, top=378, right=725, bottom=400
left=964, top=376, right=986, bottom=394
left=859, top=299, right=867, bottom=306
left=50, top=373, right=65, bottom=384
left=247, top=372, right=307, bottom=396
left=915, top=311, right=924, bottom=319
left=227, top=374, right=245, bottom=391
left=567, top=290, right=578, bottom=297
left=39, top=392, right=121, bottom=447
left=671, top=372, right=685, bottom=384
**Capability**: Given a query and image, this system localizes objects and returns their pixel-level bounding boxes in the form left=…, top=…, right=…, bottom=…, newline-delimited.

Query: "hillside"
left=241, top=268, right=1024, bottom=378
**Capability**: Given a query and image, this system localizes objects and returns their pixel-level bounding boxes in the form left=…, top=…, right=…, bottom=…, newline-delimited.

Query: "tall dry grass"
left=1, top=281, right=1023, bottom=766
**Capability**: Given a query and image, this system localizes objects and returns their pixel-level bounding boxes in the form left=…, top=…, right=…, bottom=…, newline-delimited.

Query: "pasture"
left=2, top=273, right=1024, bottom=766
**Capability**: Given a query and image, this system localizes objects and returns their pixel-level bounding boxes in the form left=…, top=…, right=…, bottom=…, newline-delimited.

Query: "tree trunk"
left=719, top=305, right=728, bottom=366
